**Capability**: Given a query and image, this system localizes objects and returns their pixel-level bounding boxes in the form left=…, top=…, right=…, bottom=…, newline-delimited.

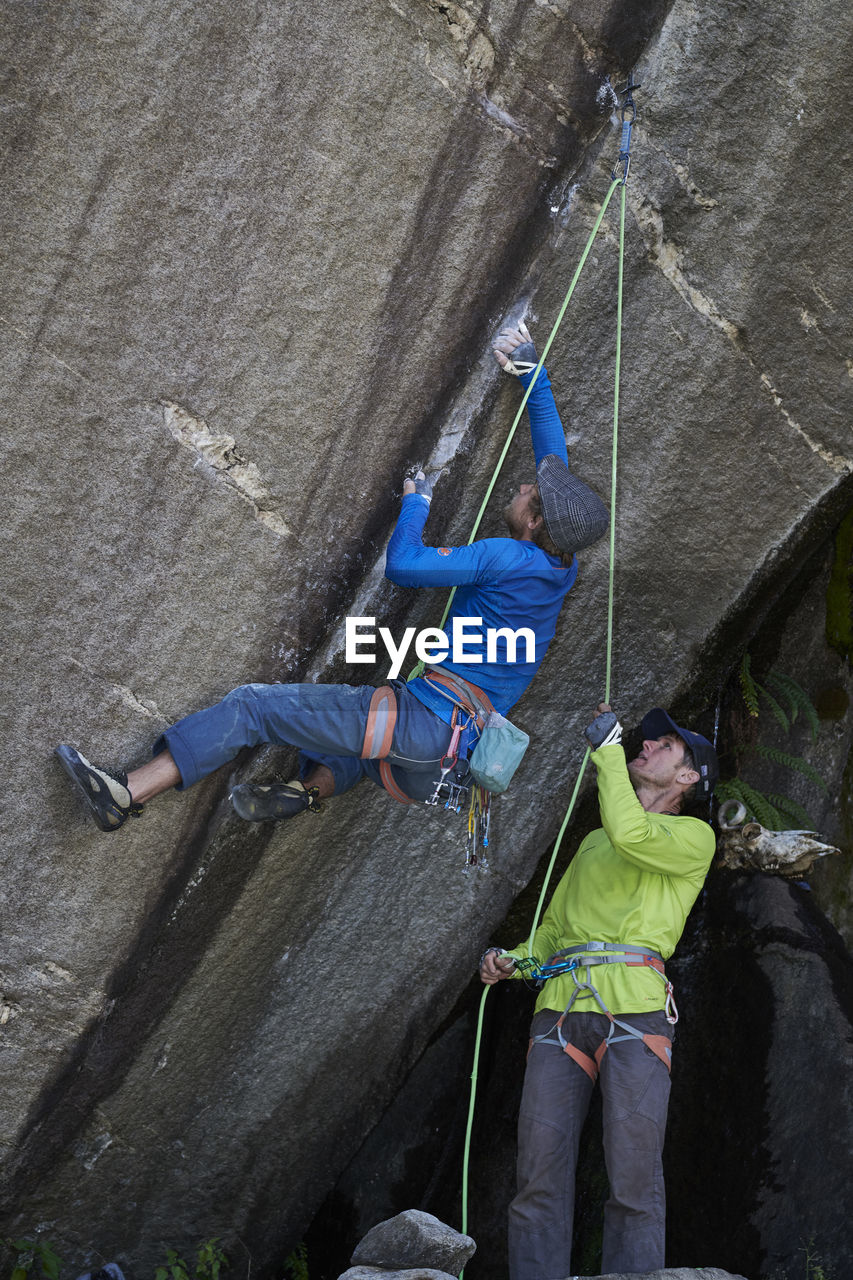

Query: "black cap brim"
left=640, top=708, right=719, bottom=797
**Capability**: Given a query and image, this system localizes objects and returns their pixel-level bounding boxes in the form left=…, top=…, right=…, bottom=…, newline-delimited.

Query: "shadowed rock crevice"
left=302, top=507, right=853, bottom=1280
left=4, top=772, right=273, bottom=1204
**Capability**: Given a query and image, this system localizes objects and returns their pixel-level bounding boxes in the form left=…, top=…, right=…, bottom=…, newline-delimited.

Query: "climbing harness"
left=460, top=77, right=642, bottom=1258
left=361, top=675, right=483, bottom=817
left=521, top=942, right=676, bottom=1078
left=516, top=941, right=678, bottom=1023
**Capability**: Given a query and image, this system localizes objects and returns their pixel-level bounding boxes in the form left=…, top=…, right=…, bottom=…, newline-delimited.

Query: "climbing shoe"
left=55, top=745, right=142, bottom=832
left=75, top=1265, right=126, bottom=1280
left=230, top=779, right=323, bottom=823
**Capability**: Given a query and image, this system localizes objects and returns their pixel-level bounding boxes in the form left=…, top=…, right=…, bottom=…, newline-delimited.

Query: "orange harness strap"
left=595, top=1030, right=672, bottom=1073
left=422, top=667, right=496, bottom=728
left=563, top=1041, right=599, bottom=1082
left=360, top=686, right=417, bottom=805
left=527, top=1032, right=599, bottom=1084
left=532, top=1025, right=672, bottom=1078
left=378, top=759, right=417, bottom=806
left=362, top=686, right=397, bottom=760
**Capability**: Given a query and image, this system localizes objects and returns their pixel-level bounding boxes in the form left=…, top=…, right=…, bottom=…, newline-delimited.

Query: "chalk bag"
left=469, top=711, right=530, bottom=794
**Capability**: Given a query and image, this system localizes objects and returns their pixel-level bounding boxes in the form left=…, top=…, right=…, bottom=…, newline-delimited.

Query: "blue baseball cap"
left=640, top=708, right=719, bottom=797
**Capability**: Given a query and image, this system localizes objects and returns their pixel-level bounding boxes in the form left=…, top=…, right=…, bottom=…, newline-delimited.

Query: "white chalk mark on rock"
left=478, top=95, right=527, bottom=137
left=76, top=1131, right=113, bottom=1171
left=671, top=162, right=719, bottom=210
left=0, top=996, right=22, bottom=1026
left=596, top=79, right=619, bottom=112
left=67, top=657, right=168, bottom=721
left=161, top=401, right=291, bottom=538
left=629, top=194, right=740, bottom=342
left=759, top=374, right=852, bottom=475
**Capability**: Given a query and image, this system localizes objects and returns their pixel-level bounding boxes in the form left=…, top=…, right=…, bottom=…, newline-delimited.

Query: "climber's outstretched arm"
left=493, top=321, right=568, bottom=467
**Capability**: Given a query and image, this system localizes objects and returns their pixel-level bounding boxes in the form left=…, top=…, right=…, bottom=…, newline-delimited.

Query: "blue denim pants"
left=509, top=1008, right=673, bottom=1280
left=155, top=680, right=455, bottom=801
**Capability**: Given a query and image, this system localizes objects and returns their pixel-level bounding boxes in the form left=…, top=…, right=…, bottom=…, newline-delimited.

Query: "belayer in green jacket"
left=480, top=703, right=719, bottom=1280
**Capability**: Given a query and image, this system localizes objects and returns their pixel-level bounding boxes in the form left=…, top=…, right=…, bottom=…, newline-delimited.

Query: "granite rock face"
left=2, top=0, right=852, bottom=1275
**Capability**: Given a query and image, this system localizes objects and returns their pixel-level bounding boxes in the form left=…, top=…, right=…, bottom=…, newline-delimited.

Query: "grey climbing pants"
left=508, top=1007, right=673, bottom=1280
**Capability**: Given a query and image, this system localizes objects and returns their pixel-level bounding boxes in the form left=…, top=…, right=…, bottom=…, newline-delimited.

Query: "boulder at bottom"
left=338, top=1269, right=460, bottom=1280
left=575, top=1269, right=750, bottom=1279
left=350, top=1210, right=476, bottom=1275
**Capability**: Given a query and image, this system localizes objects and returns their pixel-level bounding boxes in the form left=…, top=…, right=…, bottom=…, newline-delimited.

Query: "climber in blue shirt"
left=56, top=323, right=609, bottom=831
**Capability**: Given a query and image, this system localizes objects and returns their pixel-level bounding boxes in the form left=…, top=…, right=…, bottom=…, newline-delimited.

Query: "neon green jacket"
left=505, top=743, right=715, bottom=1016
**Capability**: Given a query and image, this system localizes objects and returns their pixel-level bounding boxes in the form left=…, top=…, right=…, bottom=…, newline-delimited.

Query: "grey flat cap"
left=536, top=453, right=609, bottom=555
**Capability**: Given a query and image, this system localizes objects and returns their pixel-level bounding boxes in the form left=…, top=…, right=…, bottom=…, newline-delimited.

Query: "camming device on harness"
left=362, top=670, right=508, bottom=871
left=421, top=667, right=496, bottom=874
left=514, top=940, right=677, bottom=1079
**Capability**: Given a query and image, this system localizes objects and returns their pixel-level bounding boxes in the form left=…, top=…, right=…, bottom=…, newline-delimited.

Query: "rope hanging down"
left=460, top=82, right=638, bottom=1255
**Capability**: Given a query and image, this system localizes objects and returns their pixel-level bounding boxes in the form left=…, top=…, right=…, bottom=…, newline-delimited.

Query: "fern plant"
left=3, top=1239, right=62, bottom=1280
left=155, top=1240, right=228, bottom=1280
left=282, top=1243, right=309, bottom=1280
left=722, top=657, right=825, bottom=831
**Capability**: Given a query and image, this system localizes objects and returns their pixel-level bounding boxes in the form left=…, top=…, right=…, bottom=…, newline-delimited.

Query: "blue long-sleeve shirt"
left=385, top=367, right=582, bottom=721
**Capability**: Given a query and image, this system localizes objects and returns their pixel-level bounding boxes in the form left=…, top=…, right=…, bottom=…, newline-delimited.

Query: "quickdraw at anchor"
left=612, top=72, right=641, bottom=185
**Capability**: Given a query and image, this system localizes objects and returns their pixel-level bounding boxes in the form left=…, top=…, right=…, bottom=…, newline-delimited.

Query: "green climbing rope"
left=525, top=180, right=627, bottom=953
left=461, top=982, right=490, bottom=1246
left=410, top=177, right=623, bottom=689
left=460, top=177, right=628, bottom=1253
left=457, top=178, right=622, bottom=561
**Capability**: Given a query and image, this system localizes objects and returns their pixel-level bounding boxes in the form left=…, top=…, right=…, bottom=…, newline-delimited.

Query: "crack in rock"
left=427, top=0, right=494, bottom=92
left=810, top=280, right=836, bottom=313
left=671, top=160, right=719, bottom=209
left=758, top=373, right=852, bottom=475
left=161, top=401, right=291, bottom=538
left=627, top=191, right=851, bottom=475
left=628, top=190, right=741, bottom=343
left=410, top=1, right=574, bottom=164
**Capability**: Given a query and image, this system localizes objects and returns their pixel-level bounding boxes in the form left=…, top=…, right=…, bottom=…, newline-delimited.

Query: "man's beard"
left=625, top=758, right=643, bottom=793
